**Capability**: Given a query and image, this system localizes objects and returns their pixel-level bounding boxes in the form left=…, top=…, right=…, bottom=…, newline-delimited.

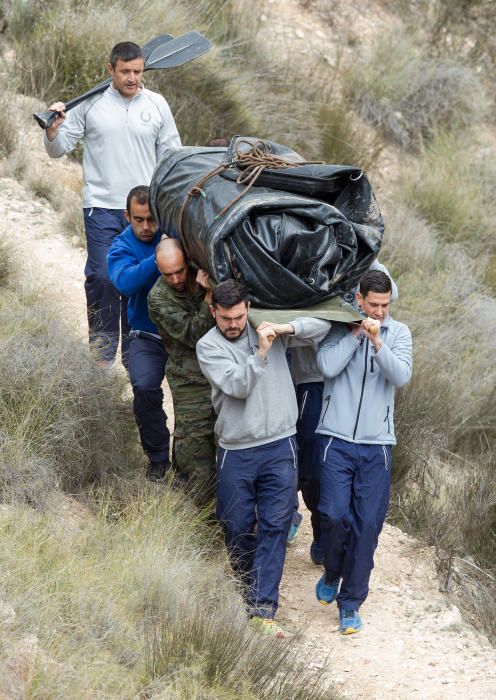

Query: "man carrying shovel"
left=44, top=41, right=181, bottom=368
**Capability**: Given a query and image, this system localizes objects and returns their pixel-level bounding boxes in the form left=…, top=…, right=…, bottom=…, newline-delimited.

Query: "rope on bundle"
left=179, top=138, right=324, bottom=239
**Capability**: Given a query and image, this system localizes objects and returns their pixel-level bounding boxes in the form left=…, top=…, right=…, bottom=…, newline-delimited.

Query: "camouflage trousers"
left=167, top=373, right=216, bottom=503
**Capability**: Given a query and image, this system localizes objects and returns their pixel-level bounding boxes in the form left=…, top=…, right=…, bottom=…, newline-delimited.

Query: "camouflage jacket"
left=148, top=277, right=214, bottom=382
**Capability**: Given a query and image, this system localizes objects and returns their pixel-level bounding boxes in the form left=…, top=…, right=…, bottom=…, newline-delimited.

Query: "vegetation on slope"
left=0, top=7, right=494, bottom=699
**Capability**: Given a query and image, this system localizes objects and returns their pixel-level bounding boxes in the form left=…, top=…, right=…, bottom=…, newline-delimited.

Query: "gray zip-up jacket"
left=196, top=318, right=331, bottom=450
left=291, top=259, right=399, bottom=386
left=316, top=316, right=412, bottom=445
left=44, top=85, right=181, bottom=208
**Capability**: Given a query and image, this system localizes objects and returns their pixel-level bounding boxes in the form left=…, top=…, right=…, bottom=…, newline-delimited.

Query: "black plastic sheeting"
left=150, top=137, right=384, bottom=309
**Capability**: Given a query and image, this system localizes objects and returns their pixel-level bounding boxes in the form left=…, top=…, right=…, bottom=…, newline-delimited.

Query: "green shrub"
left=347, top=29, right=488, bottom=149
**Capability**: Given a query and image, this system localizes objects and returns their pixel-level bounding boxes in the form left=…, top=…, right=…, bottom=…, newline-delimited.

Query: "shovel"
left=33, top=31, right=213, bottom=130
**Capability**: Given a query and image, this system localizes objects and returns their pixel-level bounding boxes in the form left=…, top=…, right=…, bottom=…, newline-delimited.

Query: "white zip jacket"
left=44, top=85, right=181, bottom=209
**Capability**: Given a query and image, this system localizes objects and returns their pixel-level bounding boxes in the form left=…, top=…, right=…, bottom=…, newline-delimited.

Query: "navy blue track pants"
left=216, top=436, right=298, bottom=619
left=128, top=334, right=170, bottom=463
left=296, top=381, right=323, bottom=543
left=318, top=436, right=391, bottom=611
left=84, top=207, right=129, bottom=365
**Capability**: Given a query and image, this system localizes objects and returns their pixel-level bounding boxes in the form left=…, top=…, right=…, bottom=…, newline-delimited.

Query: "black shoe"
left=146, top=460, right=169, bottom=482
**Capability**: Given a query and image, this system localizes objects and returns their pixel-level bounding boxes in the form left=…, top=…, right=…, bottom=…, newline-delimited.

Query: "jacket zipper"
left=384, top=405, right=390, bottom=433
left=299, top=390, right=309, bottom=420
left=321, top=394, right=331, bottom=422
left=353, top=340, right=369, bottom=440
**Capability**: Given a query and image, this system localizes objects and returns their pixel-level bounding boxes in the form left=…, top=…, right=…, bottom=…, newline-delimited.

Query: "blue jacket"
left=107, top=226, right=162, bottom=333
left=316, top=317, right=412, bottom=445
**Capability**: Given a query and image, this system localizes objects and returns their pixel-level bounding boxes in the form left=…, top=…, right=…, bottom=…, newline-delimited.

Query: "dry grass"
left=0, top=283, right=140, bottom=505
left=399, top=131, right=496, bottom=252
left=347, top=28, right=488, bottom=150
left=0, top=488, right=339, bottom=698
left=381, top=186, right=496, bottom=640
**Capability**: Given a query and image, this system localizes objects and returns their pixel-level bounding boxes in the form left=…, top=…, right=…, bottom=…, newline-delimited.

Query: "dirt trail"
left=1, top=5, right=495, bottom=694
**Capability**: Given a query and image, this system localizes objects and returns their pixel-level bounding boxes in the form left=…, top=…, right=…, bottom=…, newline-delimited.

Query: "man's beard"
left=218, top=324, right=248, bottom=342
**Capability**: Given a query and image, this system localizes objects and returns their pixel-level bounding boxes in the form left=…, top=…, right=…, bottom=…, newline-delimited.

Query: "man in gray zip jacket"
left=314, top=269, right=412, bottom=635
left=289, top=260, right=399, bottom=563
left=196, top=279, right=331, bottom=636
left=45, top=41, right=181, bottom=368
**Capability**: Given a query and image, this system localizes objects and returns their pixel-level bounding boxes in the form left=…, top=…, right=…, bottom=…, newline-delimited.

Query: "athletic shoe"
left=339, top=608, right=362, bottom=635
left=315, top=573, right=339, bottom=605
left=287, top=511, right=303, bottom=545
left=249, top=616, right=285, bottom=638
left=310, top=539, right=323, bottom=565
left=146, top=460, right=168, bottom=482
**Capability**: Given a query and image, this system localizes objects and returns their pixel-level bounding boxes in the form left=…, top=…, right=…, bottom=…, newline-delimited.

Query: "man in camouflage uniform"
left=148, top=238, right=216, bottom=500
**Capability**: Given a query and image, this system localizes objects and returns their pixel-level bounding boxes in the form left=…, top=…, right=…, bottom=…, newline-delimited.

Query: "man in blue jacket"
left=315, top=270, right=412, bottom=634
left=107, top=185, right=170, bottom=481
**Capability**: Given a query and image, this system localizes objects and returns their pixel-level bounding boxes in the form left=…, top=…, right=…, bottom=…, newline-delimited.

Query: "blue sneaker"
left=339, top=608, right=362, bottom=634
left=287, top=511, right=303, bottom=545
left=315, top=574, right=339, bottom=605
left=310, top=539, right=323, bottom=565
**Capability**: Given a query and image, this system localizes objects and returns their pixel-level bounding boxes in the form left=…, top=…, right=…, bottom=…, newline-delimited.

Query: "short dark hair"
left=109, top=42, right=143, bottom=67
left=126, top=185, right=149, bottom=214
left=212, top=279, right=249, bottom=308
left=359, top=269, right=392, bottom=297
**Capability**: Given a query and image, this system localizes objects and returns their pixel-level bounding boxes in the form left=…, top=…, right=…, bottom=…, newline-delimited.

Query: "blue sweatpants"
left=319, top=436, right=391, bottom=611
left=84, top=207, right=129, bottom=365
left=216, top=436, right=298, bottom=619
left=128, top=333, right=170, bottom=463
left=296, top=382, right=323, bottom=543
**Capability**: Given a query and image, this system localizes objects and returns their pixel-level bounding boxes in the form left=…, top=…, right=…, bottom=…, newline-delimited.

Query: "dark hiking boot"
left=146, top=460, right=168, bottom=482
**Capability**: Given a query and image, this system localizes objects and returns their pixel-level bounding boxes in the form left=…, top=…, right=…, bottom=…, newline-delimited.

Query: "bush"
left=347, top=29, right=488, bottom=149
left=0, top=286, right=140, bottom=505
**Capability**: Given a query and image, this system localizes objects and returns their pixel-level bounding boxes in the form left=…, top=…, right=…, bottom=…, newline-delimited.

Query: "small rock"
left=0, top=600, right=16, bottom=629
left=439, top=605, right=463, bottom=631
left=295, top=29, right=305, bottom=39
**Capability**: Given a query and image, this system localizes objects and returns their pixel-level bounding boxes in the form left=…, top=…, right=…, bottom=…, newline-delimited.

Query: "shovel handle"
left=33, top=110, right=59, bottom=130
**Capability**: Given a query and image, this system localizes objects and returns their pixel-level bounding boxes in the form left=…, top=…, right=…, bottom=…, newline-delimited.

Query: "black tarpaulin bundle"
left=150, top=136, right=384, bottom=309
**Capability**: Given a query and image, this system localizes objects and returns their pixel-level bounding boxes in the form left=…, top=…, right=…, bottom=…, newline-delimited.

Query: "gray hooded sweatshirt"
left=196, top=318, right=331, bottom=450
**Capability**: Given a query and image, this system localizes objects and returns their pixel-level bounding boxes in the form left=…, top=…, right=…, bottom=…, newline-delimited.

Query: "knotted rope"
left=179, top=139, right=324, bottom=239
